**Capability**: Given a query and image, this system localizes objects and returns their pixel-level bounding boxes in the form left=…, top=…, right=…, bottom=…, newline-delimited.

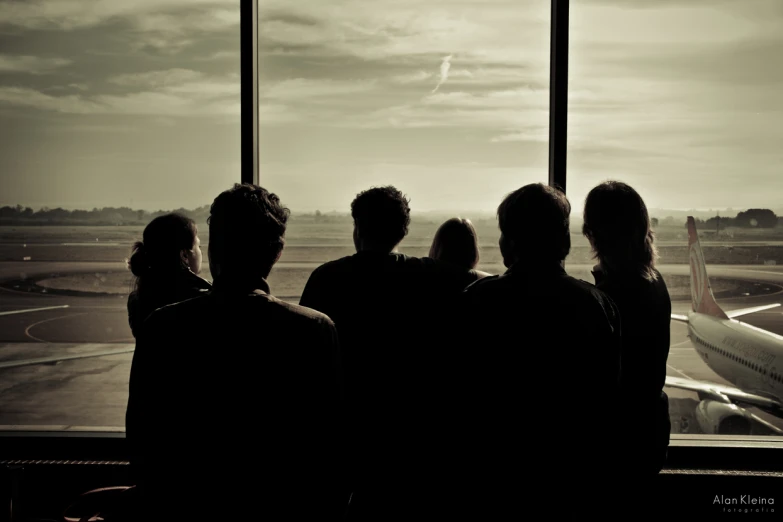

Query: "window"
left=569, top=0, right=783, bottom=437
left=2, top=0, right=779, bottom=448
left=0, top=1, right=240, bottom=429
left=257, top=0, right=552, bottom=300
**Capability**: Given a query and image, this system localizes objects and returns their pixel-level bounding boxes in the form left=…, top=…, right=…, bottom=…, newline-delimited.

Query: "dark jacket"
left=127, top=268, right=212, bottom=339
left=592, top=265, right=671, bottom=475
left=299, top=251, right=479, bottom=517
left=126, top=278, right=348, bottom=520
left=447, top=261, right=623, bottom=518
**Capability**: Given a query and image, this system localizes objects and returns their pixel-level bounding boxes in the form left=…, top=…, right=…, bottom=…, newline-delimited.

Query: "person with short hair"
left=126, top=183, right=348, bottom=520
left=299, top=185, right=479, bottom=519
left=452, top=183, right=623, bottom=519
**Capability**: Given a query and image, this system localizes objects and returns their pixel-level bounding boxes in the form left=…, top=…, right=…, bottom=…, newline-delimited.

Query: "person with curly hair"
left=300, top=185, right=479, bottom=520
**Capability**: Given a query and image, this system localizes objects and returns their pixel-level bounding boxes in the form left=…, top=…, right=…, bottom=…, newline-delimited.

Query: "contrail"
left=431, top=54, right=452, bottom=94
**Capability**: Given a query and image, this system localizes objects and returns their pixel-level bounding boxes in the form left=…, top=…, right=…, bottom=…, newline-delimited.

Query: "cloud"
left=0, top=87, right=101, bottom=114
left=431, top=55, right=452, bottom=93
left=261, top=78, right=377, bottom=101
left=195, top=50, right=240, bottom=62
left=0, top=1, right=239, bottom=55
left=109, top=68, right=205, bottom=87
left=390, top=71, right=432, bottom=83
left=0, top=0, right=236, bottom=31
left=256, top=1, right=550, bottom=65
left=0, top=68, right=239, bottom=117
left=0, top=54, right=71, bottom=74
left=490, top=130, right=548, bottom=143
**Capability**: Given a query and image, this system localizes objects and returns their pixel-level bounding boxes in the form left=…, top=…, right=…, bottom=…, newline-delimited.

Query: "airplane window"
left=0, top=1, right=241, bottom=430
left=257, top=0, right=552, bottom=302
left=569, top=0, right=783, bottom=440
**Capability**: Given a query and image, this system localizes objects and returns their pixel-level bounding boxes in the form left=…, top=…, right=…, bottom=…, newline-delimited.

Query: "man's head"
left=497, top=183, right=571, bottom=268
left=207, top=183, right=290, bottom=281
left=350, top=186, right=411, bottom=253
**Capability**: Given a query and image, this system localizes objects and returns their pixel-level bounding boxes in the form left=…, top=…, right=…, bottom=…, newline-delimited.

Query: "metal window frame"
left=238, top=0, right=783, bottom=451
left=241, top=0, right=259, bottom=186
left=241, top=0, right=569, bottom=193
left=548, top=0, right=568, bottom=193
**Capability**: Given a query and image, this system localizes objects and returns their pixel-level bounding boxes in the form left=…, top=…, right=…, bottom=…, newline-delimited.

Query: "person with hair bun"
left=126, top=212, right=211, bottom=338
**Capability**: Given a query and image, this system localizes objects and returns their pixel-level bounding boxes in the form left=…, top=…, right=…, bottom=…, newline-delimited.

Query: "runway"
left=0, top=262, right=782, bottom=431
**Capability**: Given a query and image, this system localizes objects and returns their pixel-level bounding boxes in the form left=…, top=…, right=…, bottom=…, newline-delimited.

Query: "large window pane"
left=0, top=1, right=240, bottom=428
left=258, top=0, right=551, bottom=299
left=569, top=1, right=783, bottom=437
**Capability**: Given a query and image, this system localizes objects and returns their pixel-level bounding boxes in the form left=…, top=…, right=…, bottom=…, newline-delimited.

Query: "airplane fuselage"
left=687, top=312, right=783, bottom=402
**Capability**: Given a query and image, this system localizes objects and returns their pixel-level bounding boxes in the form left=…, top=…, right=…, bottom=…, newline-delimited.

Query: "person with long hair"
left=582, top=180, right=671, bottom=504
left=428, top=217, right=491, bottom=278
left=126, top=212, right=212, bottom=338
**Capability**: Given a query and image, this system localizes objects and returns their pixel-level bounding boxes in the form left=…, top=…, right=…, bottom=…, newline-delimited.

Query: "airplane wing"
left=725, top=303, right=781, bottom=319
left=665, top=376, right=783, bottom=417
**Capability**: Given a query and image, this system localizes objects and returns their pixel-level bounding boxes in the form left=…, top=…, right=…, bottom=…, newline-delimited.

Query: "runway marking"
left=0, top=347, right=135, bottom=370
left=24, top=312, right=89, bottom=342
left=666, top=364, right=694, bottom=380
left=0, top=305, right=69, bottom=317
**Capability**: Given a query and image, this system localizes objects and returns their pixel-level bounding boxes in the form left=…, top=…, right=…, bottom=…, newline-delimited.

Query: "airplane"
left=665, top=216, right=783, bottom=435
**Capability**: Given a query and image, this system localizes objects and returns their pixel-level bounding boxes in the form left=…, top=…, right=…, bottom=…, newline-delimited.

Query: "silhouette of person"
left=299, top=186, right=479, bottom=520
left=429, top=217, right=492, bottom=278
left=126, top=213, right=211, bottom=339
left=583, top=180, right=671, bottom=506
left=126, top=183, right=348, bottom=520
left=451, top=183, right=623, bottom=519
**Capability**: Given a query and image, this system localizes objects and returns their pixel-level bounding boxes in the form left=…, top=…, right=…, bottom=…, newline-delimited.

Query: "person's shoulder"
left=142, top=293, right=211, bottom=332
left=463, top=273, right=504, bottom=294
left=267, top=296, right=335, bottom=327
left=562, top=274, right=620, bottom=317
left=308, top=255, right=355, bottom=278
left=563, top=274, right=603, bottom=295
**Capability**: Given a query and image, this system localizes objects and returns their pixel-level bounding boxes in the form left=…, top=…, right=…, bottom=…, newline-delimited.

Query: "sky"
left=0, top=0, right=781, bottom=214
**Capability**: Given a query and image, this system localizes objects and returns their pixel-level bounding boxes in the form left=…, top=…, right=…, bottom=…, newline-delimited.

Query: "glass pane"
left=0, top=1, right=240, bottom=429
left=569, top=1, right=783, bottom=437
left=258, top=0, right=551, bottom=299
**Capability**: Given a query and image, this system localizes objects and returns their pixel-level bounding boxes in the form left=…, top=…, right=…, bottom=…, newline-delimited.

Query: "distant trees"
left=651, top=217, right=659, bottom=227
left=693, top=209, right=779, bottom=230
left=735, top=209, right=778, bottom=228
left=0, top=203, right=333, bottom=226
left=0, top=204, right=212, bottom=226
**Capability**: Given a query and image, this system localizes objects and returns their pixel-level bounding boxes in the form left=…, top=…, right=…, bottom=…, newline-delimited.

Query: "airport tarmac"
left=0, top=262, right=782, bottom=433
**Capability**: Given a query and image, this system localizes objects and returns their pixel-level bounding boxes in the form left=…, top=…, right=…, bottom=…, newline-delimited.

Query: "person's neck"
left=212, top=271, right=271, bottom=294
left=506, top=257, right=564, bottom=272
left=356, top=244, right=395, bottom=255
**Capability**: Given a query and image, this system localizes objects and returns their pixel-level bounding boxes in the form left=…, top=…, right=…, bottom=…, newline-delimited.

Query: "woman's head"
left=128, top=213, right=201, bottom=281
left=429, top=217, right=480, bottom=270
left=582, top=180, right=658, bottom=281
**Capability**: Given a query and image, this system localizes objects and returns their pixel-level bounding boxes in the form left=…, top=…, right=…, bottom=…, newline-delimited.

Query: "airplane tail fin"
left=687, top=216, right=728, bottom=319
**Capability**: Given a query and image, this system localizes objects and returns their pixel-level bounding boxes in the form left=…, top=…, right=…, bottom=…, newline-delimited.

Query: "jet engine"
left=695, top=399, right=752, bottom=435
